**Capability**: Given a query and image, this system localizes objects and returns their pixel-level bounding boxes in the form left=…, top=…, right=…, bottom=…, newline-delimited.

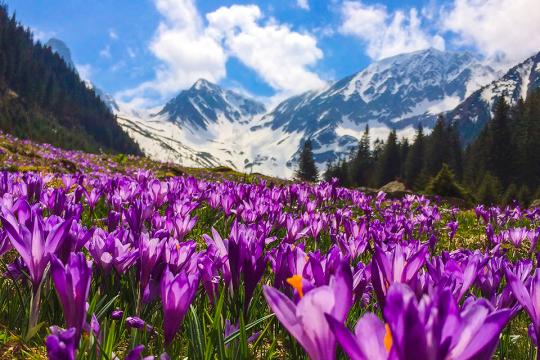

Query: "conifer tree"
left=349, top=125, right=372, bottom=186
left=404, top=124, right=426, bottom=188
left=487, top=97, right=514, bottom=186
left=423, top=115, right=448, bottom=177
left=425, top=163, right=467, bottom=199
left=374, top=130, right=400, bottom=187
left=477, top=173, right=503, bottom=205
left=296, top=139, right=319, bottom=182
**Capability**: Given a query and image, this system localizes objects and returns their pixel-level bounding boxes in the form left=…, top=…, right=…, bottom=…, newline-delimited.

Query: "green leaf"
left=224, top=313, right=274, bottom=344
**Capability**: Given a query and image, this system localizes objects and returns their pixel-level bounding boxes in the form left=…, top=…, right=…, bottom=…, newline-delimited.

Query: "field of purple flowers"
left=0, top=134, right=540, bottom=359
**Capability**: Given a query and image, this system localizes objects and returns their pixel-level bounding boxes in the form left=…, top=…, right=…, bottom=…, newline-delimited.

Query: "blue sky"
left=6, top=0, right=540, bottom=107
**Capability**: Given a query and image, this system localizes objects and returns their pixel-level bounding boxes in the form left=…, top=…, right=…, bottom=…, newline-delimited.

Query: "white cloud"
left=339, top=1, right=444, bottom=60
left=207, top=4, right=325, bottom=95
left=442, top=0, right=540, bottom=67
left=119, top=0, right=324, bottom=104
left=297, top=0, right=310, bottom=10
left=109, top=29, right=118, bottom=40
left=118, top=0, right=227, bottom=101
left=75, top=64, right=92, bottom=82
left=31, top=27, right=56, bottom=42
left=99, top=45, right=111, bottom=59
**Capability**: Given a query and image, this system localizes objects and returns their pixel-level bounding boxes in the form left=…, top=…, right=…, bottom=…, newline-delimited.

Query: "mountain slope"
left=260, top=48, right=498, bottom=165
left=448, top=51, right=540, bottom=144
left=0, top=6, right=140, bottom=155
left=158, top=79, right=266, bottom=130
left=116, top=80, right=278, bottom=173
left=117, top=49, right=501, bottom=177
left=46, top=38, right=119, bottom=111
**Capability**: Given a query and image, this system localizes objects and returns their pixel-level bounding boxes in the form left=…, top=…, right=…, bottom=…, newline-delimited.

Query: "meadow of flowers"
left=0, top=135, right=540, bottom=359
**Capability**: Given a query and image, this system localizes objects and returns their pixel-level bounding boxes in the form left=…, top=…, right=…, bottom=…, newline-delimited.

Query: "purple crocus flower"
left=111, top=309, right=124, bottom=320
left=0, top=210, right=72, bottom=289
left=125, top=345, right=146, bottom=360
left=505, top=267, right=540, bottom=353
left=50, top=252, right=92, bottom=343
left=447, top=220, right=458, bottom=240
left=371, top=243, right=428, bottom=306
left=326, top=283, right=511, bottom=360
left=46, top=326, right=77, bottom=360
left=1, top=207, right=72, bottom=337
left=125, top=344, right=156, bottom=360
left=126, top=316, right=146, bottom=329
left=139, top=233, right=164, bottom=300
left=263, top=262, right=352, bottom=360
left=161, top=266, right=200, bottom=346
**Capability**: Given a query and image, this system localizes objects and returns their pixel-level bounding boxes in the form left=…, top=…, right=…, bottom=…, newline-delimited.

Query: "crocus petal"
left=263, top=285, right=315, bottom=356
left=505, top=268, right=535, bottom=319
left=452, top=309, right=512, bottom=360
left=353, top=313, right=388, bottom=360
left=325, top=314, right=365, bottom=360
left=125, top=345, right=145, bottom=360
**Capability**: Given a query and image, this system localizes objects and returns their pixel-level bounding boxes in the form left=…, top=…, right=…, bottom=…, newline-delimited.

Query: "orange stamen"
left=384, top=324, right=393, bottom=352
left=287, top=275, right=304, bottom=298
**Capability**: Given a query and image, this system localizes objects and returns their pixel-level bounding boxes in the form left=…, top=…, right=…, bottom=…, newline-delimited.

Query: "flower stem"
left=26, top=285, right=41, bottom=341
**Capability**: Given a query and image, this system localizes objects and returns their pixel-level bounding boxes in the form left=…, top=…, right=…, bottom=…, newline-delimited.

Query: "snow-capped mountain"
left=259, top=48, right=499, bottom=165
left=158, top=79, right=266, bottom=129
left=448, top=51, right=540, bottom=144
left=45, top=38, right=119, bottom=111
left=116, top=82, right=281, bottom=173
left=117, top=48, right=502, bottom=177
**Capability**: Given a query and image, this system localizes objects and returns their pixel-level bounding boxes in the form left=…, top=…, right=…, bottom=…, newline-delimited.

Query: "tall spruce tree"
left=374, top=130, right=401, bottom=187
left=349, top=125, right=372, bottom=186
left=424, top=115, right=448, bottom=177
left=296, top=139, right=319, bottom=182
left=487, top=97, right=514, bottom=186
left=404, top=124, right=425, bottom=188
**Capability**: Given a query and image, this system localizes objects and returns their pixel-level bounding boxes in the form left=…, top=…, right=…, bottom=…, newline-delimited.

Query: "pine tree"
left=425, top=163, right=468, bottom=199
left=477, top=173, right=503, bottom=205
left=374, top=130, right=400, bottom=187
left=517, top=184, right=531, bottom=207
left=404, top=124, right=425, bottom=189
left=296, top=139, right=319, bottom=182
left=487, top=97, right=514, bottom=186
left=502, top=183, right=519, bottom=206
left=446, top=123, right=463, bottom=180
left=349, top=125, right=372, bottom=186
left=423, top=115, right=448, bottom=177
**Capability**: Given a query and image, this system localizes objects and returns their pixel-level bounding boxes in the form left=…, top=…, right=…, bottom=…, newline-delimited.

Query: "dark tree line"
left=0, top=4, right=141, bottom=155
left=323, top=89, right=540, bottom=206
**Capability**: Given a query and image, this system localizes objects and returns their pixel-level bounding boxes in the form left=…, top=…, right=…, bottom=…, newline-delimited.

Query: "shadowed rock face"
left=158, top=79, right=266, bottom=130
left=449, top=51, right=540, bottom=144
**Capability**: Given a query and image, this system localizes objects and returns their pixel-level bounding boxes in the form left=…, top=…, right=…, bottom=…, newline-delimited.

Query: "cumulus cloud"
left=118, top=0, right=227, bottom=102
left=207, top=4, right=325, bottom=95
left=339, top=1, right=445, bottom=60
left=297, top=0, right=310, bottom=10
left=119, top=0, right=324, bottom=104
left=442, top=0, right=540, bottom=66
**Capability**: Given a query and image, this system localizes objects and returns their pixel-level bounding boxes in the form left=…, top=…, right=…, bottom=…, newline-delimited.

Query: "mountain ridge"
left=117, top=48, right=539, bottom=177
